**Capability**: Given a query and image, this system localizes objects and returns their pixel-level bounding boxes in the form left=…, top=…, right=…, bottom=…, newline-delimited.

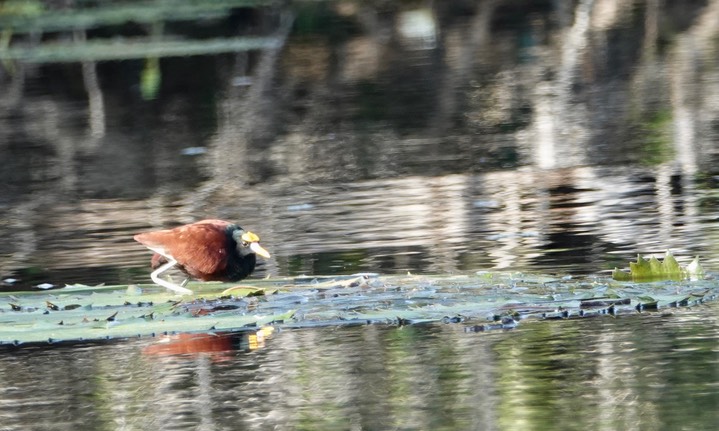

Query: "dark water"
left=2, top=0, right=719, bottom=429
left=0, top=304, right=718, bottom=430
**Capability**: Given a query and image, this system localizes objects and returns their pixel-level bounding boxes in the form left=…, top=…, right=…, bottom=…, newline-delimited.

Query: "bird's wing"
left=134, top=223, right=230, bottom=275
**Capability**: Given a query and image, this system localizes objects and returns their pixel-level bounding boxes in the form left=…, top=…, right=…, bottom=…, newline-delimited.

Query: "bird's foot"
left=149, top=259, right=193, bottom=295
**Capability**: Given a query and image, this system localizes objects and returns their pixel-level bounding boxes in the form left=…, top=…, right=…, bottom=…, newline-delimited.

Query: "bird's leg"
left=149, top=257, right=193, bottom=295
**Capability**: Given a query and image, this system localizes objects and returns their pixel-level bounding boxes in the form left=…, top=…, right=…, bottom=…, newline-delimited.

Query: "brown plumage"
left=134, top=219, right=270, bottom=294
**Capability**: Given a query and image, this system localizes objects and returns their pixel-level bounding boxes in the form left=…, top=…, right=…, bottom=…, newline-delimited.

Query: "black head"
left=229, top=226, right=271, bottom=259
left=220, top=225, right=271, bottom=282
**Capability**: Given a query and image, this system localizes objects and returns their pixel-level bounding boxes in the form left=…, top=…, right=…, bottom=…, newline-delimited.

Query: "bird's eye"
left=241, top=241, right=249, bottom=247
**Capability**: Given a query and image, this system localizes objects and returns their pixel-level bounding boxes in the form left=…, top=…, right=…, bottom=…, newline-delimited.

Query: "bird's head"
left=233, top=230, right=271, bottom=259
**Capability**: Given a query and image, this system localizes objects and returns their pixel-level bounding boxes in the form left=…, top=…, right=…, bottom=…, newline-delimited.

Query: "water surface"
left=1, top=302, right=717, bottom=430
left=2, top=0, right=719, bottom=288
left=2, top=1, right=719, bottom=429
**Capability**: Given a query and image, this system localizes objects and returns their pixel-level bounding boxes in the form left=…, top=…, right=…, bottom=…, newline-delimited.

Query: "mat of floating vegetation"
left=0, top=272, right=717, bottom=346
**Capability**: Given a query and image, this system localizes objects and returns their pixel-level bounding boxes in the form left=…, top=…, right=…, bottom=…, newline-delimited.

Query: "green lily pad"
left=0, top=272, right=716, bottom=346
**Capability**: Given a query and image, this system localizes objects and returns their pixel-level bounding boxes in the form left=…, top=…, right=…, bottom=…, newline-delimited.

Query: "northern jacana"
left=134, top=219, right=271, bottom=294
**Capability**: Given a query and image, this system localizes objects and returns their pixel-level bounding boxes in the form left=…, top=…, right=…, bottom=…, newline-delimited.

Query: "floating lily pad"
left=0, top=272, right=717, bottom=346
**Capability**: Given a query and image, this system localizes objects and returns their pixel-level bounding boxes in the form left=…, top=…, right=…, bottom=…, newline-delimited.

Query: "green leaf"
left=221, top=286, right=272, bottom=297
left=612, top=251, right=702, bottom=282
left=611, top=268, right=632, bottom=281
left=662, top=252, right=681, bottom=274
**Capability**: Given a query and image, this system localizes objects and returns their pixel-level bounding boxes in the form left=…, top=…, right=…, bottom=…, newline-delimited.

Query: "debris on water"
left=36, top=283, right=54, bottom=290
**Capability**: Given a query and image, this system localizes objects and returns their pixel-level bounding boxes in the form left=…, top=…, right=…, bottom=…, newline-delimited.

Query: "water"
left=2, top=167, right=718, bottom=289
left=2, top=0, right=719, bottom=429
left=0, top=304, right=717, bottom=430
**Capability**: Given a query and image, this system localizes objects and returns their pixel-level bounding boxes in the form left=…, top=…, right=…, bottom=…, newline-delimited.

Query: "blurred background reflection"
left=1, top=0, right=718, bottom=289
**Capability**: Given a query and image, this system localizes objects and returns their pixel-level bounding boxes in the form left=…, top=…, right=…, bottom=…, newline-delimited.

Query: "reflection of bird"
left=134, top=219, right=271, bottom=295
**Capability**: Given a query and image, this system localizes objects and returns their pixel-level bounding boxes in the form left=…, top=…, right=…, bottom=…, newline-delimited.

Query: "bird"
left=134, top=219, right=271, bottom=294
